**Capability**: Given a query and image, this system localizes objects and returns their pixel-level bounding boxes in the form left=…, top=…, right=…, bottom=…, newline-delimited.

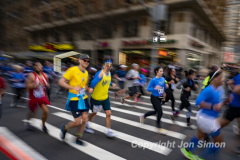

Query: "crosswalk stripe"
left=109, top=96, right=198, bottom=114
left=0, top=127, right=47, bottom=160
left=108, top=91, right=196, bottom=106
left=140, top=95, right=196, bottom=105
left=110, top=101, right=197, bottom=120
left=22, top=119, right=126, bottom=160
left=53, top=112, right=186, bottom=140
left=110, top=107, right=197, bottom=129
left=53, top=112, right=172, bottom=156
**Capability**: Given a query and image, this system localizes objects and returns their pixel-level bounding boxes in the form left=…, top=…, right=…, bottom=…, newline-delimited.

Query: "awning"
left=54, top=51, right=81, bottom=73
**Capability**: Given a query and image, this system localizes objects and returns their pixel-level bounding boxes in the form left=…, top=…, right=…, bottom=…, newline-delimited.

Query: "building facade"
left=1, top=0, right=225, bottom=68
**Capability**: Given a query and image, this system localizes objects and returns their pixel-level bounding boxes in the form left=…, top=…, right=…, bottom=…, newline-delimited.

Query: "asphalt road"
left=0, top=88, right=240, bottom=160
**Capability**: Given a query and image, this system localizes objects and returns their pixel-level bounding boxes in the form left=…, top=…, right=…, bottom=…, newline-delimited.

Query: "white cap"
left=120, top=65, right=127, bottom=68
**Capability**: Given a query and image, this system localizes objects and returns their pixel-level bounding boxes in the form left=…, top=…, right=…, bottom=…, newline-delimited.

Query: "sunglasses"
left=105, top=63, right=112, bottom=67
left=83, top=59, right=90, bottom=63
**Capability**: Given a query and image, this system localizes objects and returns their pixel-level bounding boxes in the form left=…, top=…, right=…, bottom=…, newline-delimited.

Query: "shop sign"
left=224, top=52, right=235, bottom=63
left=122, top=40, right=176, bottom=46
left=191, top=40, right=204, bottom=48
left=29, top=42, right=75, bottom=52
left=98, top=42, right=109, bottom=47
left=159, top=50, right=168, bottom=56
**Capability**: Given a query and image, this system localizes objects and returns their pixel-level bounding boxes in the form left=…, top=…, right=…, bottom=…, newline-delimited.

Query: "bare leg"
left=40, top=104, right=49, bottom=127
left=105, top=110, right=111, bottom=128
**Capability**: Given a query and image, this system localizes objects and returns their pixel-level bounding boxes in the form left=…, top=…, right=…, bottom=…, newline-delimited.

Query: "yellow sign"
left=29, top=43, right=75, bottom=52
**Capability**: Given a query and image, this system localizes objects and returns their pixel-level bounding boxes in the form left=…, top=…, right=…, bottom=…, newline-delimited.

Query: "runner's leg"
left=40, top=104, right=49, bottom=127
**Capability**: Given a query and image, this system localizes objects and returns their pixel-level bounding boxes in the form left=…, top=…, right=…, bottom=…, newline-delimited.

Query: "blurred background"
left=0, top=0, right=239, bottom=76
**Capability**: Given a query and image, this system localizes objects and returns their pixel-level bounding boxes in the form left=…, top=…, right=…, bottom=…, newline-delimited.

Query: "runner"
left=220, top=71, right=240, bottom=153
left=181, top=70, right=226, bottom=160
left=88, top=59, right=117, bottom=138
left=43, top=61, right=56, bottom=101
left=59, top=54, right=92, bottom=145
left=25, top=62, right=50, bottom=133
left=121, top=63, right=141, bottom=104
left=170, top=69, right=198, bottom=129
left=0, top=75, right=7, bottom=120
left=139, top=67, right=169, bottom=135
left=114, top=65, right=127, bottom=99
left=162, top=68, right=179, bottom=115
left=137, top=68, right=147, bottom=99
left=9, top=65, right=26, bottom=107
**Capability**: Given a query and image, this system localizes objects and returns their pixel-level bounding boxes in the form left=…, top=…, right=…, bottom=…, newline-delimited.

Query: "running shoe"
left=180, top=148, right=195, bottom=160
left=173, top=112, right=180, bottom=116
left=85, top=123, right=94, bottom=134
left=233, top=125, right=240, bottom=135
left=136, top=98, right=143, bottom=103
left=169, top=115, right=176, bottom=123
left=105, top=130, right=117, bottom=138
left=114, top=92, right=118, bottom=99
left=121, top=97, right=125, bottom=104
left=42, top=125, right=48, bottom=133
left=139, top=115, right=145, bottom=124
left=76, top=137, right=85, bottom=146
left=60, top=124, right=67, bottom=140
left=157, top=128, right=168, bottom=135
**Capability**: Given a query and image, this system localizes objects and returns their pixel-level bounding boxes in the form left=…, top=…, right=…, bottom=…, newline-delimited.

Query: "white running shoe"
left=233, top=125, right=240, bottom=135
left=139, top=115, right=145, bottom=124
left=105, top=130, right=117, bottom=138
left=85, top=127, right=95, bottom=134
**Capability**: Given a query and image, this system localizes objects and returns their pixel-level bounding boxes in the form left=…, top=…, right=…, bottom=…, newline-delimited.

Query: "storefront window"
left=187, top=53, right=201, bottom=69
left=119, top=52, right=126, bottom=65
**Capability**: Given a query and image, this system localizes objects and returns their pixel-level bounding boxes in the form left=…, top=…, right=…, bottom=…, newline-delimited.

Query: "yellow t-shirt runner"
left=91, top=71, right=111, bottom=101
left=63, top=66, right=88, bottom=101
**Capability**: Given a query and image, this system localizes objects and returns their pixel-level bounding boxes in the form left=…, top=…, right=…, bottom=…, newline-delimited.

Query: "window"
left=99, top=24, right=112, bottom=39
left=85, top=2, right=93, bottom=13
left=82, top=28, right=92, bottom=40
left=192, top=19, right=198, bottom=37
left=42, top=12, right=50, bottom=22
left=66, top=5, right=77, bottom=18
left=43, top=31, right=48, bottom=42
left=53, top=10, right=62, bottom=20
left=105, top=0, right=113, bottom=10
left=66, top=29, right=74, bottom=42
left=53, top=30, right=60, bottom=42
left=31, top=33, right=39, bottom=44
left=124, top=20, right=138, bottom=37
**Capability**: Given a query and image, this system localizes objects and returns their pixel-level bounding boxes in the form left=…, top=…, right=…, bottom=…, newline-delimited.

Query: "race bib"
left=158, top=86, right=164, bottom=97
left=93, top=105, right=102, bottom=113
left=33, top=86, right=44, bottom=98
left=78, top=88, right=85, bottom=96
left=171, top=83, right=175, bottom=90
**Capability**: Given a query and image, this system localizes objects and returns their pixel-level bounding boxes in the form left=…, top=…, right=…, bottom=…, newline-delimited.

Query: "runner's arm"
left=176, top=79, right=185, bottom=90
left=25, top=73, right=37, bottom=89
left=90, top=71, right=102, bottom=88
left=147, top=79, right=155, bottom=92
left=58, top=77, right=75, bottom=90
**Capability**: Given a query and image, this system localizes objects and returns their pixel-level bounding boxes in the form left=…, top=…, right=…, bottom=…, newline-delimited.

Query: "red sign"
left=159, top=50, right=168, bottom=56
left=224, top=52, right=235, bottom=63
left=98, top=42, right=109, bottom=47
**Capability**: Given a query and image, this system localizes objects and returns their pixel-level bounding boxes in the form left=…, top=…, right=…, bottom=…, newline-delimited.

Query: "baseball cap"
left=132, top=63, right=138, bottom=68
left=80, top=54, right=90, bottom=60
left=120, top=65, right=127, bottom=68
